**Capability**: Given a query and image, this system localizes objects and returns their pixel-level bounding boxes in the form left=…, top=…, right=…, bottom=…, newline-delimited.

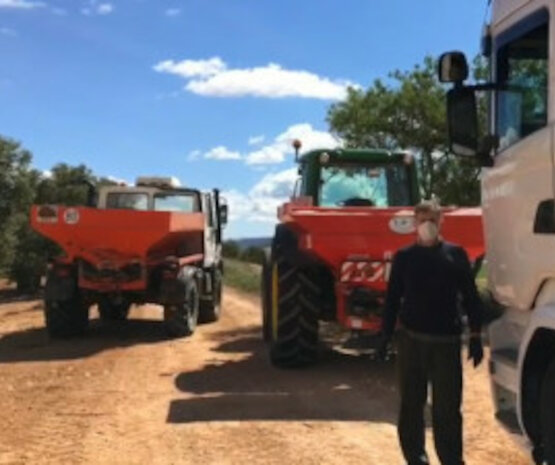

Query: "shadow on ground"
left=168, top=326, right=399, bottom=424
left=0, top=317, right=171, bottom=363
left=0, top=287, right=43, bottom=305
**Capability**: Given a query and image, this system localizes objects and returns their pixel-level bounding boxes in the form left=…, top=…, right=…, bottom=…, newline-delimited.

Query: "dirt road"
left=0, top=287, right=530, bottom=465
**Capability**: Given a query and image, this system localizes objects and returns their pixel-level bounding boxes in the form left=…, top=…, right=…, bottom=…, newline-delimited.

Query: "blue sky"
left=0, top=0, right=487, bottom=238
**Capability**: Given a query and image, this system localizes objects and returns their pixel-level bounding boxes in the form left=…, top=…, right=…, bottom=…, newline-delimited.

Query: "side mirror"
left=446, top=87, right=479, bottom=157
left=438, top=52, right=469, bottom=83
left=219, top=204, right=228, bottom=227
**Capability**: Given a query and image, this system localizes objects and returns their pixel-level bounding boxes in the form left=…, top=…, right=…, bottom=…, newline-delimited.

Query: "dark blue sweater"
left=382, top=241, right=483, bottom=337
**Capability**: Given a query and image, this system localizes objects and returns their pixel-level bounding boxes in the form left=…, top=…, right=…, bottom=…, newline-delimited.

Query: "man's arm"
left=381, top=251, right=405, bottom=339
left=456, top=247, right=485, bottom=367
left=456, top=248, right=484, bottom=335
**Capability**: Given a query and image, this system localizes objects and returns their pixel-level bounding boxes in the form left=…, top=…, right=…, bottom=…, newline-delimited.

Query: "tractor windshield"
left=153, top=192, right=199, bottom=212
left=319, top=163, right=411, bottom=207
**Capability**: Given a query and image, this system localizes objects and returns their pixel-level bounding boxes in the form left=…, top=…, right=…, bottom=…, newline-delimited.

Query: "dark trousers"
left=396, top=330, right=464, bottom=465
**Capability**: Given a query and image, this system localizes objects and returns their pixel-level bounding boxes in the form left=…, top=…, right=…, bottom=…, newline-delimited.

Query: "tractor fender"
left=272, top=224, right=312, bottom=267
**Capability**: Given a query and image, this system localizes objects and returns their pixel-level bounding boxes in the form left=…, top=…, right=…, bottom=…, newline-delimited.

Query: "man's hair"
left=414, top=200, right=441, bottom=217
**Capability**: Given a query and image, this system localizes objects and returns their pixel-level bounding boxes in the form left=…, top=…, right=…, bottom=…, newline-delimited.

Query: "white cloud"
left=204, top=146, right=241, bottom=161
left=97, top=3, right=113, bottom=14
left=187, top=149, right=201, bottom=161
left=165, top=8, right=180, bottom=17
left=0, top=0, right=44, bottom=9
left=245, top=123, right=341, bottom=165
left=106, top=175, right=129, bottom=185
left=248, top=135, right=265, bottom=146
left=0, top=27, right=16, bottom=36
left=154, top=57, right=357, bottom=100
left=51, top=7, right=67, bottom=15
left=223, top=168, right=298, bottom=224
left=154, top=57, right=226, bottom=79
left=81, top=1, right=113, bottom=16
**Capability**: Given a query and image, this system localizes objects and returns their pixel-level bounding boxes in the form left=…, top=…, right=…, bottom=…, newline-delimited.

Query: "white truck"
left=32, top=177, right=227, bottom=338
left=438, top=1, right=555, bottom=463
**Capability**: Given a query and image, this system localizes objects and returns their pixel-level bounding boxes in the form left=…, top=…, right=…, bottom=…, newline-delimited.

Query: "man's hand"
left=374, top=334, right=391, bottom=362
left=468, top=335, right=484, bottom=367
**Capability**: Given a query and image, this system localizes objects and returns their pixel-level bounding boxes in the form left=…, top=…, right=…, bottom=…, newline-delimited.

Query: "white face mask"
left=417, top=220, right=439, bottom=243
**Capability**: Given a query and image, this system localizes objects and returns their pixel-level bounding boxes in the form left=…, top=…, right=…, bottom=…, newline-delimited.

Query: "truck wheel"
left=541, top=359, right=555, bottom=464
left=261, top=248, right=272, bottom=342
left=44, top=292, right=89, bottom=338
left=164, top=280, right=199, bottom=337
left=98, top=299, right=131, bottom=321
left=268, top=250, right=320, bottom=368
left=199, top=269, right=222, bottom=323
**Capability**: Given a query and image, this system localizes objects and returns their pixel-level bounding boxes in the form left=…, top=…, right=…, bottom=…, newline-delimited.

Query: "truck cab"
left=97, top=177, right=227, bottom=271
left=438, top=2, right=555, bottom=462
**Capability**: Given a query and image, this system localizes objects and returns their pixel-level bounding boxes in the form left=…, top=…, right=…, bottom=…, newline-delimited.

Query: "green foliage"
left=35, top=163, right=96, bottom=205
left=222, top=240, right=240, bottom=259
left=223, top=259, right=261, bottom=295
left=0, top=136, right=37, bottom=275
left=240, top=246, right=265, bottom=265
left=9, top=163, right=102, bottom=292
left=328, top=55, right=486, bottom=206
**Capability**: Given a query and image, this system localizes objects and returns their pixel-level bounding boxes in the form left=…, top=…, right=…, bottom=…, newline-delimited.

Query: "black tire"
left=44, top=292, right=89, bottom=338
left=98, top=299, right=131, bottom=321
left=268, top=248, right=320, bottom=368
left=261, top=248, right=272, bottom=342
left=164, top=279, right=199, bottom=337
left=199, top=268, right=222, bottom=324
left=541, top=359, right=555, bottom=464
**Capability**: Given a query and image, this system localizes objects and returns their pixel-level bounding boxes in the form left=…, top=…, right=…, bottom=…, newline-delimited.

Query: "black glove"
left=375, top=334, right=391, bottom=362
left=468, top=335, right=484, bottom=368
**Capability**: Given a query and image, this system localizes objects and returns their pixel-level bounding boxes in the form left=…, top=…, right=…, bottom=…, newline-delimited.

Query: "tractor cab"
left=294, top=148, right=420, bottom=208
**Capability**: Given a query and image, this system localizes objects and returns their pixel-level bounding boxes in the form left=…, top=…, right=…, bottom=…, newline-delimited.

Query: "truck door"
left=483, top=9, right=554, bottom=310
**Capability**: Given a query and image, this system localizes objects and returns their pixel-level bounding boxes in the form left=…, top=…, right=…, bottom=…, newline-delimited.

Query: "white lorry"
left=438, top=1, right=555, bottom=463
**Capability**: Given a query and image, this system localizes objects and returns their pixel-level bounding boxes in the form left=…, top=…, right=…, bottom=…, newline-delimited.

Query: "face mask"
left=417, top=221, right=439, bottom=243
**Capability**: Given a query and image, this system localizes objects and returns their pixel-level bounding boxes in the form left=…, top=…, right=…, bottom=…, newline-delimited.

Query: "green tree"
left=240, top=246, right=265, bottom=265
left=327, top=56, right=486, bottom=205
left=0, top=136, right=37, bottom=276
left=9, top=163, right=99, bottom=292
left=222, top=240, right=240, bottom=259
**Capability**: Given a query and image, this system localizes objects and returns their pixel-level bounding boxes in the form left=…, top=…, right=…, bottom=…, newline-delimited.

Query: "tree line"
left=0, top=136, right=116, bottom=292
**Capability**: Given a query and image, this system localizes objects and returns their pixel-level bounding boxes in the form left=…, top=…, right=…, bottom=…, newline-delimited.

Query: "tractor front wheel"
left=267, top=249, right=320, bottom=368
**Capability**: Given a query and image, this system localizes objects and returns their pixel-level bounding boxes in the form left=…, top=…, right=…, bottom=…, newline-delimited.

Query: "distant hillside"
left=234, top=237, right=271, bottom=250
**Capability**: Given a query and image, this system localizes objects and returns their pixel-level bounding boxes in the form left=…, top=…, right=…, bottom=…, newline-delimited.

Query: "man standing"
left=378, top=201, right=484, bottom=465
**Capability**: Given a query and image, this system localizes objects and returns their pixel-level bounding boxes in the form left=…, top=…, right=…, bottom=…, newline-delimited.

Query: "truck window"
left=496, top=18, right=549, bottom=151
left=154, top=193, right=198, bottom=212
left=106, top=193, right=148, bottom=210
left=319, top=164, right=410, bottom=207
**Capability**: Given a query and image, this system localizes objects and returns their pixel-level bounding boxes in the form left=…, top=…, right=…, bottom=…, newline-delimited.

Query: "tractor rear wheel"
left=164, top=279, right=199, bottom=337
left=268, top=249, right=320, bottom=368
left=44, top=292, right=89, bottom=338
